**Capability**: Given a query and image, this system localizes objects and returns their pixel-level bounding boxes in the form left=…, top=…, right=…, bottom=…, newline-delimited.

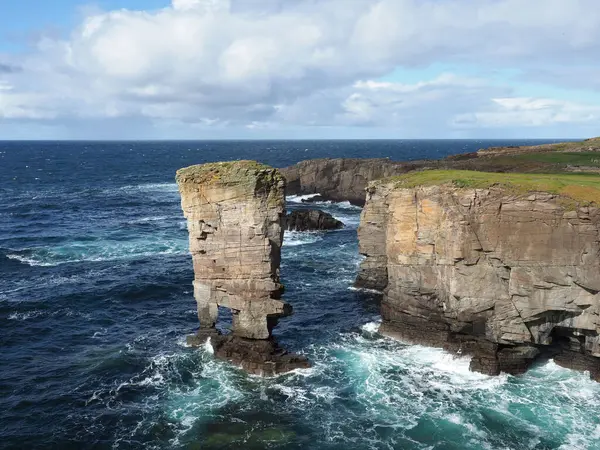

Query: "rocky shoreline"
left=357, top=179, right=600, bottom=379
left=177, top=138, right=600, bottom=380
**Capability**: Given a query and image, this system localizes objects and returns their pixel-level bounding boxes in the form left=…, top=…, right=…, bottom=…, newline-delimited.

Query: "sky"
left=0, top=0, right=599, bottom=140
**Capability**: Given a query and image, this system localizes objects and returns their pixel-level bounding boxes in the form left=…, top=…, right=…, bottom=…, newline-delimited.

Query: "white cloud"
left=1, top=0, right=600, bottom=137
left=458, top=97, right=600, bottom=127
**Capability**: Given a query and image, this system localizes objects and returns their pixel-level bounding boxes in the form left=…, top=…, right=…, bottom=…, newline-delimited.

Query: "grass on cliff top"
left=176, top=160, right=281, bottom=184
left=511, top=152, right=600, bottom=166
left=478, top=136, right=600, bottom=154
left=382, top=170, right=600, bottom=204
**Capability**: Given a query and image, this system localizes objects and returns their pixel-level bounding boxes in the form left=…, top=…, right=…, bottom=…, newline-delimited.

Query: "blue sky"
left=0, top=0, right=169, bottom=52
left=0, top=0, right=599, bottom=139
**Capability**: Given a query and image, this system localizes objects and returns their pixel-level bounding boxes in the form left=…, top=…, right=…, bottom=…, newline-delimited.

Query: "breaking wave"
left=286, top=193, right=322, bottom=203
left=6, top=237, right=187, bottom=266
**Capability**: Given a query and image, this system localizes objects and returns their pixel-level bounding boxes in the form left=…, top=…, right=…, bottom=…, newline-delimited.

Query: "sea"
left=1, top=139, right=599, bottom=450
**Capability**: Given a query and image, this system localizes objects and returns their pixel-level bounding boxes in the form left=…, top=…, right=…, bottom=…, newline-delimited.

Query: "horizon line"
left=0, top=137, right=586, bottom=143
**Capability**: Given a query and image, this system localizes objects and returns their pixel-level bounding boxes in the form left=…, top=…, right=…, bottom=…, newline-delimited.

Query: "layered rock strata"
left=281, top=158, right=425, bottom=206
left=285, top=209, right=343, bottom=231
left=176, top=160, right=309, bottom=376
left=357, top=182, right=600, bottom=379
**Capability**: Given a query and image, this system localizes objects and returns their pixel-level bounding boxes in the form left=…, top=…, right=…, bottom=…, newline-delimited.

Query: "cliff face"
left=357, top=181, right=600, bottom=378
left=176, top=161, right=309, bottom=375
left=281, top=158, right=423, bottom=206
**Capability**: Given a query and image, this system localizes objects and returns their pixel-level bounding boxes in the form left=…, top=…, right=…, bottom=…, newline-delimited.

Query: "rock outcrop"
left=281, top=158, right=425, bottom=206
left=357, top=178, right=600, bottom=379
left=285, top=210, right=343, bottom=231
left=177, top=160, right=309, bottom=376
left=281, top=139, right=600, bottom=207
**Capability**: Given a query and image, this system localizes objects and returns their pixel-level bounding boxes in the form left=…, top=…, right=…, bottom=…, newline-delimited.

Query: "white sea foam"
left=164, top=355, right=246, bottom=444
left=115, top=182, right=179, bottom=194
left=360, top=320, right=381, bottom=334
left=283, top=231, right=323, bottom=247
left=348, top=286, right=382, bottom=295
left=6, top=239, right=188, bottom=266
left=92, top=328, right=108, bottom=339
left=333, top=214, right=361, bottom=228
left=126, top=216, right=171, bottom=224
left=8, top=310, right=44, bottom=321
left=203, top=337, right=215, bottom=355
left=176, top=336, right=191, bottom=348
left=286, top=193, right=321, bottom=203
left=7, top=308, right=90, bottom=321
left=314, top=200, right=362, bottom=211
left=6, top=253, right=55, bottom=267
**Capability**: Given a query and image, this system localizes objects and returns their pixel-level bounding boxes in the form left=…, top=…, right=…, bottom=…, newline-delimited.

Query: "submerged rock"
left=176, top=160, right=309, bottom=375
left=357, top=174, right=600, bottom=379
left=284, top=209, right=343, bottom=231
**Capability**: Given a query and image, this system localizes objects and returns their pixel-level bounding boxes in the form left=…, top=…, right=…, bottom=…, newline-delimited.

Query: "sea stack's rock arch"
left=176, top=160, right=309, bottom=376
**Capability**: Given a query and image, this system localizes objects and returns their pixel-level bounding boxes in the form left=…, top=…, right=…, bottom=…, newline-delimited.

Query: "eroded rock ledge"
left=357, top=177, right=600, bottom=379
left=176, top=160, right=309, bottom=376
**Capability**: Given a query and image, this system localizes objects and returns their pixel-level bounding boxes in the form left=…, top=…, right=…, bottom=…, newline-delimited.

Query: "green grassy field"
left=512, top=152, right=600, bottom=167
left=383, top=170, right=600, bottom=204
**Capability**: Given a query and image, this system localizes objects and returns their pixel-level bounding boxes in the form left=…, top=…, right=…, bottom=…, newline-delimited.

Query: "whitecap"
left=203, top=337, right=215, bottom=355
left=6, top=253, right=55, bottom=267
left=176, top=336, right=191, bottom=348
left=116, top=182, right=179, bottom=193
left=332, top=214, right=360, bottom=228
left=6, top=238, right=188, bottom=266
left=286, top=193, right=321, bottom=203
left=348, top=286, right=382, bottom=295
left=360, top=321, right=382, bottom=334
left=283, top=231, right=323, bottom=247
left=317, top=200, right=362, bottom=211
left=92, top=329, right=107, bottom=338
left=126, top=216, right=170, bottom=224
left=8, top=310, right=44, bottom=321
left=271, top=384, right=310, bottom=403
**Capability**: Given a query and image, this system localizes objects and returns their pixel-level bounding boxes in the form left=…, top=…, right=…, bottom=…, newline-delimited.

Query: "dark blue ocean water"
left=2, top=140, right=600, bottom=450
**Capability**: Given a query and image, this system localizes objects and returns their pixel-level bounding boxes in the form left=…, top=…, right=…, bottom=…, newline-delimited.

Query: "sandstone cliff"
left=357, top=171, right=600, bottom=379
left=281, top=158, right=425, bottom=206
left=176, top=160, right=309, bottom=375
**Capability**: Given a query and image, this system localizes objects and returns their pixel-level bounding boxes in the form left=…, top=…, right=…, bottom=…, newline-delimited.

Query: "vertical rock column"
left=176, top=160, right=309, bottom=375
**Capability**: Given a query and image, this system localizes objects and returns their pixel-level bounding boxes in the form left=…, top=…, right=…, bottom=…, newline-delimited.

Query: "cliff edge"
left=357, top=170, right=600, bottom=379
left=281, top=137, right=600, bottom=208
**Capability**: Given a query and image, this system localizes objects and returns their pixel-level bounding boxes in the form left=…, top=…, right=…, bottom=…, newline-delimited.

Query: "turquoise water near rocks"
left=2, top=140, right=600, bottom=449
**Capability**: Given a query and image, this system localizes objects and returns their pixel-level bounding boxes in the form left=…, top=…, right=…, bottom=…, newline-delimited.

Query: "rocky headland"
left=176, top=137, right=600, bottom=380
left=281, top=158, right=426, bottom=206
left=281, top=138, right=600, bottom=202
left=356, top=170, right=600, bottom=379
left=176, top=160, right=309, bottom=376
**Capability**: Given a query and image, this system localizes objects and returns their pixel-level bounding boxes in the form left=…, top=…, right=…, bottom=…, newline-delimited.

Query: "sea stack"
left=357, top=171, right=600, bottom=380
left=176, top=160, right=309, bottom=376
